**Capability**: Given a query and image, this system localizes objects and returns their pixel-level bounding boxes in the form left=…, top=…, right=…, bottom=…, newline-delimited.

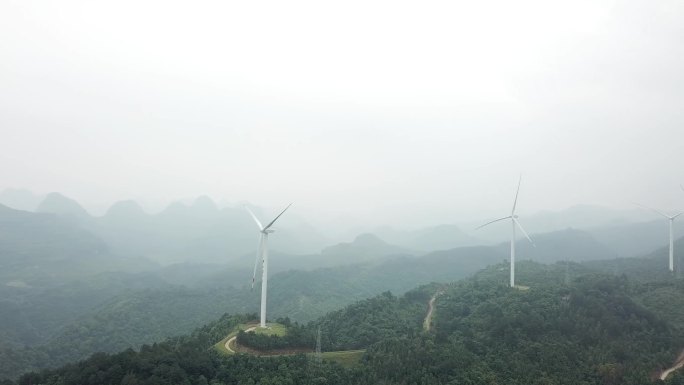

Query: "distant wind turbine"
left=245, top=203, right=292, bottom=328
left=634, top=203, right=682, bottom=272
left=476, top=176, right=534, bottom=287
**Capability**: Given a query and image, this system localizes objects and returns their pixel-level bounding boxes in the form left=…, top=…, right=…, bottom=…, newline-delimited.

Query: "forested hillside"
left=409, top=263, right=682, bottom=384
left=0, top=248, right=497, bottom=380
left=6, top=261, right=684, bottom=385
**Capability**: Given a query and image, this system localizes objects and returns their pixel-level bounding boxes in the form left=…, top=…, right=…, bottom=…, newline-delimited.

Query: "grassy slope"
left=253, top=323, right=288, bottom=337
left=213, top=322, right=365, bottom=367
left=213, top=323, right=257, bottom=355
left=214, top=322, right=289, bottom=355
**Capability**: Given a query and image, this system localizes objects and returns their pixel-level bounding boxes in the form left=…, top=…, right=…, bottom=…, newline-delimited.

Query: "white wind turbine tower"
left=245, top=203, right=292, bottom=328
left=635, top=203, right=682, bottom=272
left=477, top=176, right=534, bottom=287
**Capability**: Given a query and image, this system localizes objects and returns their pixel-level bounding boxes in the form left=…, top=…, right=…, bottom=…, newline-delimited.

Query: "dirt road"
left=225, top=326, right=257, bottom=353
left=423, top=291, right=443, bottom=332
left=660, top=350, right=684, bottom=381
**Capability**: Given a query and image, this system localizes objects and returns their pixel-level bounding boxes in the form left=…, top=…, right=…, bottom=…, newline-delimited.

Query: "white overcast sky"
left=1, top=0, right=683, bottom=227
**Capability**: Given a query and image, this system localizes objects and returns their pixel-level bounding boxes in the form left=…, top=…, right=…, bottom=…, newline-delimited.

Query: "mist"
left=1, top=0, right=683, bottom=233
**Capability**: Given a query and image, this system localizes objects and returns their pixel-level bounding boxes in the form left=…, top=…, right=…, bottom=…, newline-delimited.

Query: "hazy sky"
left=1, top=0, right=683, bottom=227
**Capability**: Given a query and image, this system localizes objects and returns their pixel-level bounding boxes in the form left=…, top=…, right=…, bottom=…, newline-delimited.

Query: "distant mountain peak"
left=158, top=197, right=219, bottom=220
left=159, top=201, right=188, bottom=215
left=36, top=192, right=91, bottom=219
left=105, top=200, right=146, bottom=217
left=321, top=232, right=411, bottom=263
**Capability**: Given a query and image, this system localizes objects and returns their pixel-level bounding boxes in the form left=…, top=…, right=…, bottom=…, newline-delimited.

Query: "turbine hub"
left=262, top=229, right=275, bottom=234
left=513, top=215, right=519, bottom=219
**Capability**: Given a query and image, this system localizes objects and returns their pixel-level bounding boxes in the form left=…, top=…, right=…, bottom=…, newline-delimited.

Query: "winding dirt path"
left=660, top=350, right=684, bottom=381
left=225, top=326, right=257, bottom=353
left=423, top=291, right=443, bottom=332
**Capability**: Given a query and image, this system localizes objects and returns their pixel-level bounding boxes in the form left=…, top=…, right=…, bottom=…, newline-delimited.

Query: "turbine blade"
left=263, top=203, right=293, bottom=231
left=244, top=206, right=264, bottom=231
left=511, top=174, right=522, bottom=215
left=633, top=202, right=669, bottom=219
left=673, top=212, right=684, bottom=219
left=514, top=218, right=534, bottom=246
left=476, top=216, right=512, bottom=230
left=251, top=234, right=264, bottom=289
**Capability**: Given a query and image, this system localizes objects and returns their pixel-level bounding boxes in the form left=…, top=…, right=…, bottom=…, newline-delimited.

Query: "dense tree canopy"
left=7, top=261, right=684, bottom=385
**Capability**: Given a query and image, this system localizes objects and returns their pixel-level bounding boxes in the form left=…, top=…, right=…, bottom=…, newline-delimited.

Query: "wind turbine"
left=245, top=203, right=292, bottom=328
left=476, top=176, right=534, bottom=287
left=634, top=203, right=682, bottom=272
